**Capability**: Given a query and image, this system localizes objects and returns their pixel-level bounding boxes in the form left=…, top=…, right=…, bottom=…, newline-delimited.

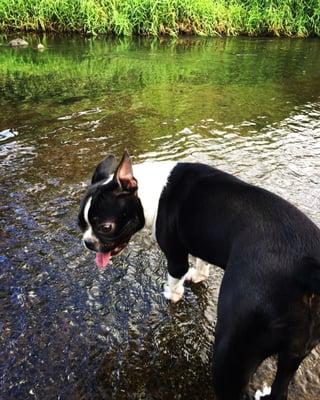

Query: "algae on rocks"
left=9, top=38, right=28, bottom=47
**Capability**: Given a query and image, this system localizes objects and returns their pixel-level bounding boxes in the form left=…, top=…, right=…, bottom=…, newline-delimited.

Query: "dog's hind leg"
left=261, top=294, right=320, bottom=400
left=258, top=352, right=304, bottom=400
left=212, top=269, right=275, bottom=400
left=185, top=258, right=210, bottom=283
left=213, top=331, right=266, bottom=400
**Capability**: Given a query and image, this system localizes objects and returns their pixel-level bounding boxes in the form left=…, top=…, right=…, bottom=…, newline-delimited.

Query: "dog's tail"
left=296, top=256, right=320, bottom=295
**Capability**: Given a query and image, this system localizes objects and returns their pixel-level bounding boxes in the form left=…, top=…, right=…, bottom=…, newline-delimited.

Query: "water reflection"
left=0, top=36, right=320, bottom=399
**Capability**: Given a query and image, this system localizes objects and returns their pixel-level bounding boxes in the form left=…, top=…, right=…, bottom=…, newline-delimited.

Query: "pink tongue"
left=95, top=252, right=111, bottom=270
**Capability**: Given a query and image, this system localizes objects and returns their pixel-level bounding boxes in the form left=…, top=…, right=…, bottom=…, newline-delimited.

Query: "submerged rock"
left=9, top=38, right=29, bottom=47
left=35, top=43, right=45, bottom=51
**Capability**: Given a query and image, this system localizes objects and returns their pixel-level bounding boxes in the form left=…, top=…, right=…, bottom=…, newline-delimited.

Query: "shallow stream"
left=1, top=35, right=320, bottom=399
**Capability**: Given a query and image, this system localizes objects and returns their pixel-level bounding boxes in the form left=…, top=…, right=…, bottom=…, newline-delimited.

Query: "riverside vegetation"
left=0, top=0, right=319, bottom=37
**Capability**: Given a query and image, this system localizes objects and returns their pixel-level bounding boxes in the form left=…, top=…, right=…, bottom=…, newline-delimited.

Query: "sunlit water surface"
left=0, top=36, right=320, bottom=399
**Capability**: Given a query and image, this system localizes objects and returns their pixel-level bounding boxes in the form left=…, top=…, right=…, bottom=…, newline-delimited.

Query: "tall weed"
left=0, top=0, right=318, bottom=36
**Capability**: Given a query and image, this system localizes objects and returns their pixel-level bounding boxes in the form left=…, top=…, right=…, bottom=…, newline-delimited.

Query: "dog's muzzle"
left=83, top=239, right=98, bottom=252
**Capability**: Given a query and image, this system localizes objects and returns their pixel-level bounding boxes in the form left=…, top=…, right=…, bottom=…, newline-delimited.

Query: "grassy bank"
left=0, top=0, right=319, bottom=37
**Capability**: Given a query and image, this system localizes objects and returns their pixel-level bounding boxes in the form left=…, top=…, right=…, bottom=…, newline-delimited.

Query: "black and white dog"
left=78, top=151, right=320, bottom=400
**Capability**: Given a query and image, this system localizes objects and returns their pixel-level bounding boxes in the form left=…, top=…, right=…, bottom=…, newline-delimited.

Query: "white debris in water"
left=28, top=291, right=37, bottom=299
left=0, top=129, right=17, bottom=141
left=57, top=108, right=102, bottom=120
left=179, top=127, right=193, bottom=135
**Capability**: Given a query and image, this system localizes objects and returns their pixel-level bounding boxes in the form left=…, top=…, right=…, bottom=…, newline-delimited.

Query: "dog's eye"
left=99, top=222, right=115, bottom=234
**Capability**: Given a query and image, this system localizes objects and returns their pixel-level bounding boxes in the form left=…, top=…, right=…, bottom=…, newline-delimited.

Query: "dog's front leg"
left=163, top=273, right=187, bottom=303
left=163, top=256, right=189, bottom=303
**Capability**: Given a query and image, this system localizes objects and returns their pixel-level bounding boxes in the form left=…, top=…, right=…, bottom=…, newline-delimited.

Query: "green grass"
left=0, top=0, right=319, bottom=37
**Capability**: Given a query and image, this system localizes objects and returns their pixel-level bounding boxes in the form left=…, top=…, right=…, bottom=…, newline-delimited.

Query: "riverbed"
left=1, top=35, right=320, bottom=399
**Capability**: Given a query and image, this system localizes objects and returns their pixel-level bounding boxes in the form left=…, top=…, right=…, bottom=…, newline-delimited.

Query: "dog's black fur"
left=79, top=153, right=320, bottom=400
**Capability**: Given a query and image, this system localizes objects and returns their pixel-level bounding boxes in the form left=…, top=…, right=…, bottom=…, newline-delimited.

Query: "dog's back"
left=156, top=161, right=320, bottom=400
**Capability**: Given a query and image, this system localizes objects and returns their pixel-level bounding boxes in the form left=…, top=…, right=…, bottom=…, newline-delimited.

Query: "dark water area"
left=0, top=35, right=320, bottom=399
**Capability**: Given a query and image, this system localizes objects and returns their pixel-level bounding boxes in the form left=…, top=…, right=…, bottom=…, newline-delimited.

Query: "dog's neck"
left=133, top=161, right=177, bottom=236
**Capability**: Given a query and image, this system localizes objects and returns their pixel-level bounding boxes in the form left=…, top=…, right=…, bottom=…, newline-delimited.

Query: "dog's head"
left=78, top=151, right=145, bottom=270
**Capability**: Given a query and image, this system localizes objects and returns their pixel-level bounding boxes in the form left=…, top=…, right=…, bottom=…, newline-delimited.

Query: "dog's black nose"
left=84, top=240, right=97, bottom=252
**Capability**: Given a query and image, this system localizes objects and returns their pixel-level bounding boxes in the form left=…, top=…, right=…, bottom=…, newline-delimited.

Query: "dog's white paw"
left=185, top=267, right=208, bottom=283
left=163, top=284, right=184, bottom=303
left=185, top=267, right=196, bottom=281
left=255, top=386, right=271, bottom=399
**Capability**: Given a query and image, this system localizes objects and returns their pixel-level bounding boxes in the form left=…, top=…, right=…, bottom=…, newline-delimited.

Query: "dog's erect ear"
left=91, top=155, right=117, bottom=184
left=114, top=150, right=137, bottom=191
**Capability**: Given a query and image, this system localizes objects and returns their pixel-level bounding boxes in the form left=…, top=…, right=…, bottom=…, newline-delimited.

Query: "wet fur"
left=156, top=162, right=320, bottom=400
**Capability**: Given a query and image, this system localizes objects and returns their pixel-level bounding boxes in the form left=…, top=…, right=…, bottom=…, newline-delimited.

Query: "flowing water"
left=0, top=35, right=320, bottom=400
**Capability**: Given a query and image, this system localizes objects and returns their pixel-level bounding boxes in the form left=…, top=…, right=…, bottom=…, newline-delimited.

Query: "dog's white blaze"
left=83, top=178, right=111, bottom=242
left=83, top=196, right=92, bottom=225
left=102, top=176, right=112, bottom=185
left=83, top=196, right=97, bottom=242
left=133, top=161, right=177, bottom=238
